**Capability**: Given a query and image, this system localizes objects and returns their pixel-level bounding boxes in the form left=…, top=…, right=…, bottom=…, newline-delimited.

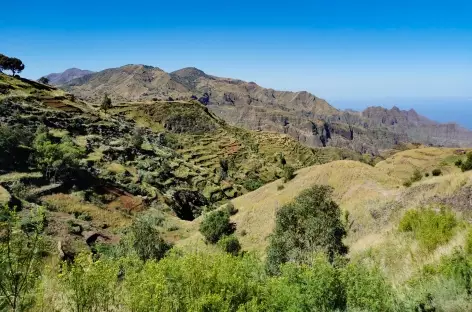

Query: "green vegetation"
left=0, top=125, right=33, bottom=171
left=282, top=165, right=295, bottom=183
left=218, top=235, right=241, bottom=255
left=432, top=168, right=442, bottom=176
left=460, top=152, right=472, bottom=172
left=399, top=207, right=457, bottom=251
left=0, top=54, right=25, bottom=76
left=38, top=77, right=49, bottom=84
left=130, top=218, right=172, bottom=261
left=199, top=210, right=234, bottom=244
left=101, top=94, right=112, bottom=112
left=266, top=185, right=347, bottom=274
left=32, top=127, right=85, bottom=181
left=0, top=206, right=44, bottom=311
left=403, top=169, right=423, bottom=187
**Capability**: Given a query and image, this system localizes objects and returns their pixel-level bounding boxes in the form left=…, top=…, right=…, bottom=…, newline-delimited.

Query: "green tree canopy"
left=266, top=185, right=348, bottom=274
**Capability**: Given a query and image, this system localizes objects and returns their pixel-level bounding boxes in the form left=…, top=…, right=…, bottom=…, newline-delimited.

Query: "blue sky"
left=2, top=0, right=471, bottom=124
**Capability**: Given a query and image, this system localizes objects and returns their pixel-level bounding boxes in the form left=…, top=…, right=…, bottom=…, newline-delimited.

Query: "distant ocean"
left=330, top=97, right=472, bottom=130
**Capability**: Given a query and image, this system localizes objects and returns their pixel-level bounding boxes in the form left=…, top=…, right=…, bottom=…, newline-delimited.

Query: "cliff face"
left=48, top=65, right=472, bottom=154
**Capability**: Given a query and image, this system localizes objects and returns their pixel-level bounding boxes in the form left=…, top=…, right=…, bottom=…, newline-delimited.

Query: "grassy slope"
left=175, top=146, right=472, bottom=281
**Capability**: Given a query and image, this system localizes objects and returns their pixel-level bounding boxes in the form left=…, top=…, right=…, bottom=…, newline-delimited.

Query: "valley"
left=1, top=68, right=472, bottom=311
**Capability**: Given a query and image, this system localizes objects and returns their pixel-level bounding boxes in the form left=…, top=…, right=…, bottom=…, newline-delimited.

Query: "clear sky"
left=2, top=0, right=471, bottom=123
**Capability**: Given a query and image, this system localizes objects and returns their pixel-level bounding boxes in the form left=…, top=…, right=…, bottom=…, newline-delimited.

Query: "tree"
left=199, top=211, right=234, bottom=244
left=0, top=54, right=7, bottom=73
left=32, top=128, right=85, bottom=181
left=0, top=206, right=44, bottom=311
left=101, top=94, right=112, bottom=112
left=266, top=185, right=348, bottom=275
left=3, top=57, right=25, bottom=76
left=0, top=125, right=33, bottom=171
left=38, top=77, right=49, bottom=84
left=130, top=219, right=172, bottom=261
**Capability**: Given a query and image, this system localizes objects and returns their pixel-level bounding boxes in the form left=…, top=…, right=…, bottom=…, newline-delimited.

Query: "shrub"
left=33, top=128, right=85, bottom=181
left=455, top=159, right=463, bottom=167
left=460, top=152, right=472, bottom=172
left=265, top=254, right=346, bottom=311
left=341, top=262, right=395, bottom=312
left=199, top=210, right=234, bottom=244
left=411, top=169, right=423, bottom=183
left=60, top=253, right=120, bottom=311
left=218, top=235, right=241, bottom=255
left=0, top=124, right=33, bottom=170
left=399, top=207, right=457, bottom=251
left=266, top=185, right=347, bottom=274
left=101, top=94, right=112, bottom=112
left=131, top=127, right=145, bottom=148
left=277, top=184, right=285, bottom=190
left=282, top=165, right=295, bottom=183
left=38, top=77, right=49, bottom=84
left=223, top=202, right=238, bottom=216
left=432, top=169, right=442, bottom=176
left=242, top=177, right=264, bottom=191
left=0, top=206, right=44, bottom=311
left=425, top=173, right=430, bottom=177
left=403, top=180, right=412, bottom=188
left=131, top=218, right=172, bottom=261
left=466, top=229, right=472, bottom=255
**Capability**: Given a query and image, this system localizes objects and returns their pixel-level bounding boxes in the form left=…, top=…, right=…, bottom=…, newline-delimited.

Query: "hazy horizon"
left=2, top=0, right=471, bottom=128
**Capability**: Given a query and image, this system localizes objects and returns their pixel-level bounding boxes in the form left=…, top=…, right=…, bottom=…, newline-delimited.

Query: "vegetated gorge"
left=1, top=56, right=472, bottom=311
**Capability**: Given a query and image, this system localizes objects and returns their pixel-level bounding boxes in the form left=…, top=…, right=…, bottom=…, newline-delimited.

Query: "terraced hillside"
left=174, top=147, right=472, bottom=275
left=0, top=73, right=367, bottom=257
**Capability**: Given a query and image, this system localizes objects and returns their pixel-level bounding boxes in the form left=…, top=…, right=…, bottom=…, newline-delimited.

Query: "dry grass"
left=0, top=185, right=10, bottom=205
left=42, top=193, right=131, bottom=228
left=176, top=147, right=472, bottom=260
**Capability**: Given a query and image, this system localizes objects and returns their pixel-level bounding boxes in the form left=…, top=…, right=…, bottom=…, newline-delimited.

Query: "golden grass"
left=42, top=193, right=131, bottom=228
left=176, top=147, right=472, bottom=260
left=0, top=185, right=10, bottom=205
left=0, top=171, right=43, bottom=183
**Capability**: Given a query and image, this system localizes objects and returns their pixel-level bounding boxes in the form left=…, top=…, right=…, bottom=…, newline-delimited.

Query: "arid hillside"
left=51, top=65, right=472, bottom=153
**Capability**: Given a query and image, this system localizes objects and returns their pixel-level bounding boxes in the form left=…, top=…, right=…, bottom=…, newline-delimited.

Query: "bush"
left=59, top=253, right=120, bottom=311
left=223, top=202, right=238, bottom=216
left=265, top=254, right=346, bottom=311
left=455, top=159, right=463, bottom=167
left=432, top=169, right=442, bottom=176
left=282, top=165, right=295, bottom=183
left=466, top=229, right=472, bottom=255
left=266, top=185, right=347, bottom=274
left=218, top=235, right=241, bottom=255
left=33, top=128, right=85, bottom=181
left=0, top=206, right=44, bottom=311
left=0, top=125, right=33, bottom=170
left=131, top=218, right=172, bottom=261
left=242, top=177, right=264, bottom=191
left=403, top=180, right=412, bottom=188
left=411, top=169, right=423, bottom=182
left=460, top=152, right=472, bottom=172
left=399, top=207, right=457, bottom=251
left=199, top=210, right=234, bottom=244
left=341, top=262, right=395, bottom=312
left=425, top=173, right=430, bottom=177
left=277, top=184, right=285, bottom=190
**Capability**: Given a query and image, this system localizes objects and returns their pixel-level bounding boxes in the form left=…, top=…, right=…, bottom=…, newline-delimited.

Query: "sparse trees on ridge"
left=0, top=54, right=25, bottom=76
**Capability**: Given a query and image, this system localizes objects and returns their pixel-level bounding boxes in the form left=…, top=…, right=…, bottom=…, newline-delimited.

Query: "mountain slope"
left=56, top=64, right=472, bottom=153
left=0, top=73, right=364, bottom=256
left=45, top=68, right=94, bottom=85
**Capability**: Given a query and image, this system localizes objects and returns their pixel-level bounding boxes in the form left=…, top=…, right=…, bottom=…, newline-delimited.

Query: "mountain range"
left=46, top=65, right=472, bottom=153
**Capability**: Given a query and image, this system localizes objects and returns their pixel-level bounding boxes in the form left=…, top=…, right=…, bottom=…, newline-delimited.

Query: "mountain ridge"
left=45, top=65, right=472, bottom=152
